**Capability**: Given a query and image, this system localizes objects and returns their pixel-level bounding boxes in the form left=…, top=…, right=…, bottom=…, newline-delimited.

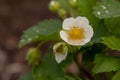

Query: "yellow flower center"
left=68, top=26, right=85, bottom=40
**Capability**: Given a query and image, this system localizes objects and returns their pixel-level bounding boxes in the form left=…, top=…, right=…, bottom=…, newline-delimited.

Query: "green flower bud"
left=69, top=0, right=77, bottom=8
left=49, top=0, right=60, bottom=12
left=26, top=48, right=40, bottom=65
left=58, top=9, right=67, bottom=19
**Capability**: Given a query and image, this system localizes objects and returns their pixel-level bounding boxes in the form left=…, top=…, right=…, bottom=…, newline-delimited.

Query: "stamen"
left=68, top=26, right=85, bottom=40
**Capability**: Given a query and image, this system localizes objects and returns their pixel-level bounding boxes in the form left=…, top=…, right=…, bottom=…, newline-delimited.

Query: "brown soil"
left=0, top=0, right=58, bottom=80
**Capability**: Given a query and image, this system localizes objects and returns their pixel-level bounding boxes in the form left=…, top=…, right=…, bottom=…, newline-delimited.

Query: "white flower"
left=53, top=42, right=68, bottom=63
left=60, top=16, right=94, bottom=46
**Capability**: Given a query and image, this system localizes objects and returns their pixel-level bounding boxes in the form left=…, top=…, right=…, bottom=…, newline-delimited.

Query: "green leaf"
left=18, top=72, right=33, bottom=80
left=112, top=70, right=120, bottom=80
left=102, top=36, right=120, bottom=51
left=77, top=0, right=109, bottom=43
left=19, top=19, right=62, bottom=47
left=77, top=0, right=97, bottom=25
left=93, top=0, right=120, bottom=19
left=32, top=52, right=72, bottom=80
left=92, top=54, right=120, bottom=74
left=65, top=74, right=82, bottom=80
left=105, top=17, right=120, bottom=37
left=82, top=43, right=105, bottom=66
left=65, top=76, right=76, bottom=80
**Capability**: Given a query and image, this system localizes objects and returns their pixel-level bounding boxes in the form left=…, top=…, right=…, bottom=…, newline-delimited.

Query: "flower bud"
left=49, top=0, right=60, bottom=12
left=26, top=48, right=40, bottom=65
left=53, top=42, right=68, bottom=63
left=58, top=9, right=67, bottom=19
left=69, top=0, right=77, bottom=8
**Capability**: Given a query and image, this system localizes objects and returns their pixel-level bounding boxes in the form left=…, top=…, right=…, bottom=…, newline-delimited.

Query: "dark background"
left=0, top=0, right=58, bottom=80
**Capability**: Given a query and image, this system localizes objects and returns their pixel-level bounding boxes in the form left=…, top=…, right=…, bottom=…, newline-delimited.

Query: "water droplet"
left=21, top=39, right=25, bottom=42
left=105, top=10, right=109, bottom=13
left=36, top=30, right=39, bottom=33
left=113, top=68, right=116, bottom=71
left=28, top=38, right=32, bottom=42
left=97, top=11, right=101, bottom=15
left=112, top=66, right=117, bottom=71
left=101, top=5, right=106, bottom=9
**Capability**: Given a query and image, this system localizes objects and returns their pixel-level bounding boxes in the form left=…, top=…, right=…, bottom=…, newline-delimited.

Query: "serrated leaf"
left=32, top=52, right=72, bottom=80
left=93, top=0, right=120, bottom=19
left=82, top=43, right=105, bottom=66
left=105, top=17, right=120, bottom=37
left=19, top=19, right=62, bottom=47
left=92, top=54, right=120, bottom=74
left=102, top=36, right=120, bottom=51
left=112, top=70, right=120, bottom=80
left=77, top=0, right=109, bottom=43
left=18, top=72, right=33, bottom=80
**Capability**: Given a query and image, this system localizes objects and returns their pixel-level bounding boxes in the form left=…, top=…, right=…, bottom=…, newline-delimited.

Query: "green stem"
left=73, top=53, right=94, bottom=80
left=70, top=7, right=79, bottom=17
left=70, top=8, right=75, bottom=17
left=73, top=53, right=86, bottom=80
left=37, top=40, right=46, bottom=49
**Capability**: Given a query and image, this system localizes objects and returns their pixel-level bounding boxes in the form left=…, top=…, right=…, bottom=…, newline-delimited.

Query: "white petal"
left=67, top=40, right=86, bottom=46
left=84, top=25, right=94, bottom=43
left=60, top=30, right=68, bottom=43
left=75, top=16, right=89, bottom=28
left=62, top=17, right=75, bottom=30
left=55, top=52, right=67, bottom=63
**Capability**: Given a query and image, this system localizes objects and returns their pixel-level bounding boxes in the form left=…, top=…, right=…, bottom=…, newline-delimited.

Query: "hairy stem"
left=74, top=53, right=94, bottom=80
